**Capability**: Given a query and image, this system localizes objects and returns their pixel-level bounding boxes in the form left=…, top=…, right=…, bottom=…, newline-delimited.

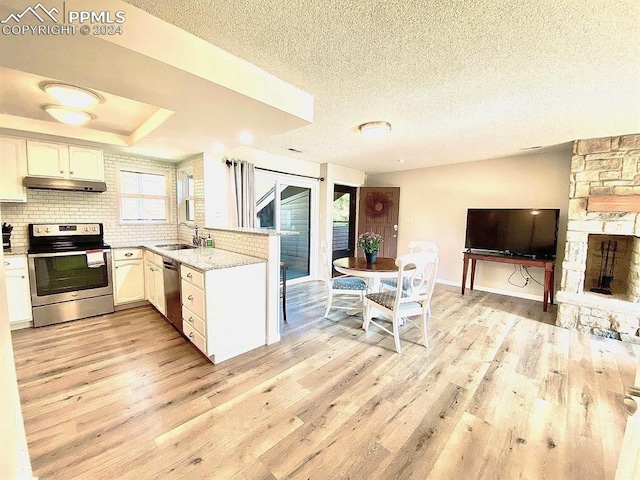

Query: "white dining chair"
left=363, top=251, right=439, bottom=354
left=321, top=241, right=367, bottom=318
left=381, top=241, right=439, bottom=291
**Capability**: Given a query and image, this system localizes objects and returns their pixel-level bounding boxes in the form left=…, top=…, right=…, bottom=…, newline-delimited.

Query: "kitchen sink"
left=156, top=243, right=197, bottom=250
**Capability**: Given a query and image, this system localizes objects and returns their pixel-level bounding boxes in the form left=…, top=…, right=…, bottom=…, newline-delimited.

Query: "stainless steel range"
left=27, top=223, right=114, bottom=327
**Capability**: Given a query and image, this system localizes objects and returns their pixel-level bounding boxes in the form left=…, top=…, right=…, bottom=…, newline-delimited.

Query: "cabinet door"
left=5, top=270, right=32, bottom=324
left=0, top=137, right=27, bottom=202
left=68, top=146, right=104, bottom=181
left=114, top=260, right=144, bottom=305
left=144, top=260, right=157, bottom=306
left=154, top=268, right=166, bottom=316
left=26, top=141, right=68, bottom=178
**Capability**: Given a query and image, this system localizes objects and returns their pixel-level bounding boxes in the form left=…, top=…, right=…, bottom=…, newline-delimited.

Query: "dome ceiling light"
left=43, top=83, right=101, bottom=109
left=359, top=121, right=391, bottom=138
left=43, top=105, right=93, bottom=126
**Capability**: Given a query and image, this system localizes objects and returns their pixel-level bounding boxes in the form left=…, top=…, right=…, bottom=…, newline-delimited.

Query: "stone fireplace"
left=556, top=134, right=640, bottom=343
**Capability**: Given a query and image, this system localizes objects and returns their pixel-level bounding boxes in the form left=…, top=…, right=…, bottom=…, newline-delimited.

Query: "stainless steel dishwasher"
left=162, top=257, right=182, bottom=333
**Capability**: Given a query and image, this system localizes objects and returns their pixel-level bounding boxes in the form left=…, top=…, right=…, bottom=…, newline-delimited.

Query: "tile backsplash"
left=0, top=151, right=179, bottom=249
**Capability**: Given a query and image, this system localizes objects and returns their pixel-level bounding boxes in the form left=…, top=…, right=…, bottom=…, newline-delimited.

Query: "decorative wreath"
left=365, top=192, right=393, bottom=218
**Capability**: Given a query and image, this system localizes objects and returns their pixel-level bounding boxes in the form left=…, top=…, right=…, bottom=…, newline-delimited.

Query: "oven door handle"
left=28, top=249, right=111, bottom=258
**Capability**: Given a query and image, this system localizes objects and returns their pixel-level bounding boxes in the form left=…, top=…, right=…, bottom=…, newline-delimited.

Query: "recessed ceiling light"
left=396, top=158, right=405, bottom=164
left=43, top=105, right=93, bottom=126
left=43, top=83, right=101, bottom=109
left=238, top=132, right=254, bottom=145
left=359, top=121, right=391, bottom=138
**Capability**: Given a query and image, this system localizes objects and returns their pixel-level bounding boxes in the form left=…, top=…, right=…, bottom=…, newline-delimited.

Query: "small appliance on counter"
left=2, top=223, right=13, bottom=250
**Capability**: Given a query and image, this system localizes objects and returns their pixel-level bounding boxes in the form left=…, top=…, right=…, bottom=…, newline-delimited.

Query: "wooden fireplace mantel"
left=587, top=195, right=640, bottom=213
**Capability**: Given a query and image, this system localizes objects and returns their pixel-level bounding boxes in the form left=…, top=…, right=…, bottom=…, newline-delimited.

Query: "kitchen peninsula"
left=113, top=242, right=267, bottom=364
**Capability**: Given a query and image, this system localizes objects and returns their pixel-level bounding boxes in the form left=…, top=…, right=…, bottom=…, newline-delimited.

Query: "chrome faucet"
left=178, top=222, right=201, bottom=246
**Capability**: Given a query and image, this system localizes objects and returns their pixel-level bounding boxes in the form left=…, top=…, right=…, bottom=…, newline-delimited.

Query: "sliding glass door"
left=255, top=172, right=318, bottom=282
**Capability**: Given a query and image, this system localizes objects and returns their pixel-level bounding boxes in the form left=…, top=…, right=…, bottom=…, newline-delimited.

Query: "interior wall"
left=366, top=148, right=572, bottom=300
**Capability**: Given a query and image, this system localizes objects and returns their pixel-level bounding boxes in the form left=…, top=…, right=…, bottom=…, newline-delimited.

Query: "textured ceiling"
left=123, top=0, right=640, bottom=173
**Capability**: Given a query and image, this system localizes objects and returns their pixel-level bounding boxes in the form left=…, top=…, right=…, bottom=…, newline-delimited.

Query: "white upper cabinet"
left=0, top=137, right=27, bottom=202
left=68, top=146, right=104, bottom=181
left=26, top=141, right=69, bottom=178
left=27, top=141, right=104, bottom=182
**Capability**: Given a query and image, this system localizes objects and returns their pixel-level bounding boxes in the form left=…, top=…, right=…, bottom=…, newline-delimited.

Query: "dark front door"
left=357, top=187, right=400, bottom=259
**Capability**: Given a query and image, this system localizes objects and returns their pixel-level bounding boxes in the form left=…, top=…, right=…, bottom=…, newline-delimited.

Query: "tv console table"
left=461, top=252, right=555, bottom=312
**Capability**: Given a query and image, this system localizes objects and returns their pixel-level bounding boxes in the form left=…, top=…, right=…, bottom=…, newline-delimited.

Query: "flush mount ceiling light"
left=43, top=105, right=93, bottom=126
left=359, top=121, right=391, bottom=138
left=43, top=83, right=101, bottom=109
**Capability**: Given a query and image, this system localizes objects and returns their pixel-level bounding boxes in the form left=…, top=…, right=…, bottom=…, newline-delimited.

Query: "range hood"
left=22, top=176, right=107, bottom=193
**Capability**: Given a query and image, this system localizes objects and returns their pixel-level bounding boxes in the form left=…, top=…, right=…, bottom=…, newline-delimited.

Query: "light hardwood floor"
left=11, top=283, right=639, bottom=480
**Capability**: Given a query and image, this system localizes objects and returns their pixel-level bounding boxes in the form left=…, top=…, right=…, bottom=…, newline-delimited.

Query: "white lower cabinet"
left=3, top=256, right=32, bottom=328
left=180, top=262, right=266, bottom=364
left=113, top=249, right=144, bottom=305
left=144, top=250, right=165, bottom=316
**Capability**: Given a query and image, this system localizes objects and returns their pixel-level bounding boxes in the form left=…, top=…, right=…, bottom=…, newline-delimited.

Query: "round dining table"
left=332, top=256, right=400, bottom=316
left=333, top=256, right=399, bottom=291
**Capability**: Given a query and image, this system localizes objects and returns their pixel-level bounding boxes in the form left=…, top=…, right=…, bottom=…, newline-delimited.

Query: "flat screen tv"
left=465, top=208, right=560, bottom=259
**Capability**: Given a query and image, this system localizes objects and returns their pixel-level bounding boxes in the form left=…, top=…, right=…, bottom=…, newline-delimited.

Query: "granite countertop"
left=111, top=241, right=265, bottom=271
left=2, top=248, right=28, bottom=256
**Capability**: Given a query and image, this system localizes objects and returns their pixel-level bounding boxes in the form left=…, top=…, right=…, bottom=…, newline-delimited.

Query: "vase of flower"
left=357, top=232, right=383, bottom=264
left=364, top=250, right=378, bottom=264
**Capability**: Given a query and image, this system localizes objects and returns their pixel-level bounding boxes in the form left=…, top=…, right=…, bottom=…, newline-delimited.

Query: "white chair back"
left=320, top=240, right=367, bottom=318
left=392, top=251, right=439, bottom=310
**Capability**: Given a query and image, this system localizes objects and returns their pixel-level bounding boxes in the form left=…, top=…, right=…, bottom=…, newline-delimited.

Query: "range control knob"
left=45, top=228, right=50, bottom=233
left=84, top=227, right=89, bottom=232
left=35, top=228, right=40, bottom=233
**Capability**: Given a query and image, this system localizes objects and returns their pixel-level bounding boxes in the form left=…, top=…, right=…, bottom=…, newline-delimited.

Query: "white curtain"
left=228, top=158, right=256, bottom=228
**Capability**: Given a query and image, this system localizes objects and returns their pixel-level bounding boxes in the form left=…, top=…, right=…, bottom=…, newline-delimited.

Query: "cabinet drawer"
left=3, top=256, right=27, bottom=270
left=182, top=305, right=206, bottom=336
left=113, top=248, right=143, bottom=261
left=181, top=264, right=204, bottom=289
left=181, top=280, right=205, bottom=319
left=183, top=322, right=207, bottom=355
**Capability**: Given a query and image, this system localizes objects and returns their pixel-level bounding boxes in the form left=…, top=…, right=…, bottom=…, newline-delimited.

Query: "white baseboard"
left=436, top=278, right=548, bottom=303
left=9, top=320, right=33, bottom=331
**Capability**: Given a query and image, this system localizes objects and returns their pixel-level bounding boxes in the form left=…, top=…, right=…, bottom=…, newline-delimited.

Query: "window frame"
left=117, top=165, right=171, bottom=225
left=177, top=168, right=195, bottom=223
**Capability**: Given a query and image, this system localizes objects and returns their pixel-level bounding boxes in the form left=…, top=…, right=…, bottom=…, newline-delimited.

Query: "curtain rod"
left=225, top=159, right=324, bottom=182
